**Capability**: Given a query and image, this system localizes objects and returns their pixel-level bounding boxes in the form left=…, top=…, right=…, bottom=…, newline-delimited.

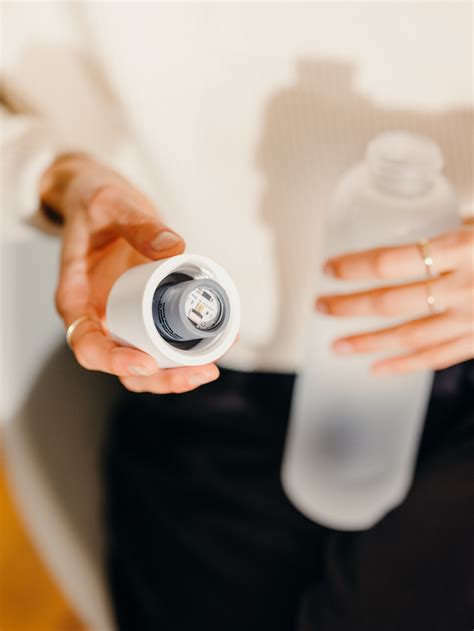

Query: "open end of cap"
left=152, top=274, right=230, bottom=350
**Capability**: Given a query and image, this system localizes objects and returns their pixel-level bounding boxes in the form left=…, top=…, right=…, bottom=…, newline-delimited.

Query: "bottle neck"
left=366, top=132, right=443, bottom=198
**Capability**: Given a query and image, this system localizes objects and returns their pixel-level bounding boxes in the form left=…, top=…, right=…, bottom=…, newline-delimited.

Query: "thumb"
left=102, top=193, right=185, bottom=259
left=119, top=221, right=185, bottom=260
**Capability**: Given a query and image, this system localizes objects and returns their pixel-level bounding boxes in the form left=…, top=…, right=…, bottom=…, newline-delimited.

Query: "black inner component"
left=152, top=272, right=201, bottom=350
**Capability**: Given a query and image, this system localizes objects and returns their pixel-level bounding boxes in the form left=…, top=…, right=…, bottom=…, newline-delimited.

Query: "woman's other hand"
left=316, top=219, right=474, bottom=375
left=41, top=154, right=220, bottom=392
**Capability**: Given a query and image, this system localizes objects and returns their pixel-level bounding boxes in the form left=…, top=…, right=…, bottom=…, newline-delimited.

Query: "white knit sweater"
left=2, top=1, right=472, bottom=372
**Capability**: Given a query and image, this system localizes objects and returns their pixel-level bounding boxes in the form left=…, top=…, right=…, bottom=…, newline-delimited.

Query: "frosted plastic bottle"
left=282, top=131, right=460, bottom=530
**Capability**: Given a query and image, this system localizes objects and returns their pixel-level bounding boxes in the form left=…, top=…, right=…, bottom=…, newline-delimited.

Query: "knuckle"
left=443, top=228, right=473, bottom=257
left=168, top=378, right=187, bottom=394
left=461, top=231, right=474, bottom=263
left=457, top=228, right=473, bottom=248
left=371, top=290, right=396, bottom=316
left=464, top=228, right=474, bottom=246
left=87, top=184, right=118, bottom=219
left=167, top=373, right=195, bottom=394
left=449, top=277, right=473, bottom=306
left=109, top=353, right=124, bottom=376
left=372, top=250, right=392, bottom=279
left=398, top=325, right=423, bottom=348
left=442, top=229, right=464, bottom=250
left=151, top=375, right=173, bottom=394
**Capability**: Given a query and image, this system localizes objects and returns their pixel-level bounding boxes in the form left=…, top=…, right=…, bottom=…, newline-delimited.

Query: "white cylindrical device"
left=106, top=254, right=241, bottom=368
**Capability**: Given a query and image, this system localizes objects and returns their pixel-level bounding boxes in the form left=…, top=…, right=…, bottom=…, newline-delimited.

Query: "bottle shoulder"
left=327, top=164, right=459, bottom=252
left=333, top=163, right=457, bottom=208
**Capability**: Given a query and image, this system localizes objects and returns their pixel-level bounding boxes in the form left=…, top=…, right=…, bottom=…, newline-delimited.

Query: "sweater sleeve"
left=0, top=2, right=140, bottom=238
left=0, top=102, right=68, bottom=235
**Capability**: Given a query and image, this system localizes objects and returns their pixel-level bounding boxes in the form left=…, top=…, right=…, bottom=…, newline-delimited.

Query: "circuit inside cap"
left=184, top=286, right=222, bottom=331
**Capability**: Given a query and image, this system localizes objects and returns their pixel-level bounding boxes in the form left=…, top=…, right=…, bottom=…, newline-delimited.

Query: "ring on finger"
left=66, top=316, right=102, bottom=349
left=417, top=239, right=437, bottom=314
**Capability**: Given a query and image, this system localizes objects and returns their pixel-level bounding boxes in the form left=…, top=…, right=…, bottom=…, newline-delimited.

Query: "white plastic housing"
left=106, top=254, right=241, bottom=368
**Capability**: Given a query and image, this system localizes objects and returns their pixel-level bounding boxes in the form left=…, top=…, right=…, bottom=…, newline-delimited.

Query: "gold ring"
left=417, top=239, right=436, bottom=314
left=66, top=316, right=101, bottom=349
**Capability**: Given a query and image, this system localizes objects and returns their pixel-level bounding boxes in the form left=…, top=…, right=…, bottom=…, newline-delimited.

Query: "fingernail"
left=151, top=230, right=181, bottom=252
left=129, top=365, right=156, bottom=376
left=316, top=298, right=329, bottom=314
left=323, top=261, right=336, bottom=277
left=333, top=340, right=353, bottom=354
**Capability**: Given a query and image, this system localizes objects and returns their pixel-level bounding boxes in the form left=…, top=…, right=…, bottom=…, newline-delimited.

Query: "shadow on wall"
left=255, top=59, right=473, bottom=365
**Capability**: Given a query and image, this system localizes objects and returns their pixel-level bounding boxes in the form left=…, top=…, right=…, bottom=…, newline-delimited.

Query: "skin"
left=42, top=155, right=473, bottom=392
left=41, top=154, right=220, bottom=394
left=317, top=218, right=474, bottom=375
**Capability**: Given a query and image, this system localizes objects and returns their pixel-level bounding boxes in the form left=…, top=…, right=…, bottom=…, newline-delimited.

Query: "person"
left=2, top=3, right=473, bottom=630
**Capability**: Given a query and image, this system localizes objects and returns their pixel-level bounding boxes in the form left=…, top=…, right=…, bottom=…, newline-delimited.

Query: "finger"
left=316, top=273, right=453, bottom=318
left=333, top=312, right=472, bottom=354
left=372, top=335, right=474, bottom=375
left=90, top=187, right=185, bottom=259
left=55, top=255, right=92, bottom=325
left=70, top=320, right=160, bottom=376
left=323, top=227, right=474, bottom=281
left=119, top=364, right=220, bottom=394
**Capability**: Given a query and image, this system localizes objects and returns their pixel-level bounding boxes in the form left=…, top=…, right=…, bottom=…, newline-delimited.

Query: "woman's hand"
left=41, top=154, right=220, bottom=393
left=316, top=219, right=474, bottom=375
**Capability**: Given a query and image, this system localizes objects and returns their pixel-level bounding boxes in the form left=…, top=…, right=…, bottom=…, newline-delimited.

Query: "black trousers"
left=104, top=362, right=474, bottom=631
